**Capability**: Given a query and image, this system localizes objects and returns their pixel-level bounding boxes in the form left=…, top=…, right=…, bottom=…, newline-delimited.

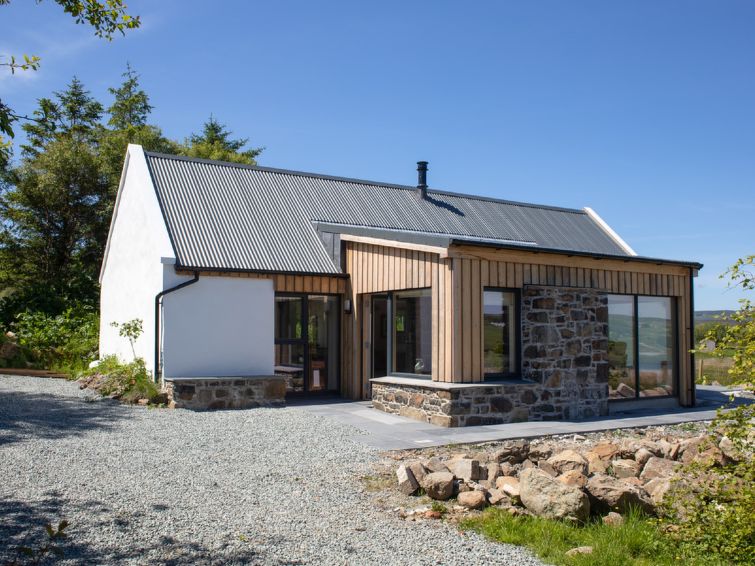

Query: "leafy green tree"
left=181, top=116, right=263, bottom=165
left=0, top=79, right=109, bottom=321
left=98, top=65, right=179, bottom=200
left=0, top=0, right=140, bottom=156
left=701, top=255, right=754, bottom=383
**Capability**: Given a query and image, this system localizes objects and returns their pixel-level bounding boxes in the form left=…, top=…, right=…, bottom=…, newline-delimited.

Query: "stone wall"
left=520, top=286, right=609, bottom=420
left=371, top=285, right=610, bottom=427
left=165, top=376, right=286, bottom=410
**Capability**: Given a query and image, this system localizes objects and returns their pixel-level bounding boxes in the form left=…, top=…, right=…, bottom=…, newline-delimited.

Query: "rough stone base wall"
left=165, top=376, right=286, bottom=410
left=371, top=285, right=611, bottom=427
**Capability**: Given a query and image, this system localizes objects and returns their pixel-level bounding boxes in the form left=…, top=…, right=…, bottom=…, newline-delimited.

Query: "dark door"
left=372, top=295, right=388, bottom=378
left=274, top=294, right=339, bottom=394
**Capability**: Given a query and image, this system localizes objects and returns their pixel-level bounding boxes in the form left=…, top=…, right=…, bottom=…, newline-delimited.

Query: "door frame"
left=275, top=292, right=341, bottom=396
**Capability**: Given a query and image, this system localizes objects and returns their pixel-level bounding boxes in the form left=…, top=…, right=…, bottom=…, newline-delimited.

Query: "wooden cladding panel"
left=176, top=270, right=346, bottom=294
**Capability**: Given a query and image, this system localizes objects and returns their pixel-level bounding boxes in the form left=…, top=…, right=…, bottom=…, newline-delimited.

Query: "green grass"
left=460, top=508, right=726, bottom=566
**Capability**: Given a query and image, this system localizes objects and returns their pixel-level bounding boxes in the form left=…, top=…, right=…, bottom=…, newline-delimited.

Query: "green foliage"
left=80, top=354, right=159, bottom=403
left=181, top=116, right=263, bottom=165
left=9, top=519, right=69, bottom=566
left=699, top=255, right=754, bottom=385
left=660, top=405, right=754, bottom=564
left=462, top=507, right=718, bottom=566
left=430, top=501, right=447, bottom=516
left=0, top=0, right=139, bottom=150
left=11, top=306, right=98, bottom=372
left=693, top=321, right=728, bottom=345
left=110, top=317, right=142, bottom=359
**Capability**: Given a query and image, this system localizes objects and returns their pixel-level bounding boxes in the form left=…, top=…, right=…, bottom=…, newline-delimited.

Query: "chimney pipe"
left=416, top=161, right=428, bottom=199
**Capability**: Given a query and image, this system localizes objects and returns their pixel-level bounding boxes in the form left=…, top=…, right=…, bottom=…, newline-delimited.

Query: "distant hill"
left=695, top=310, right=736, bottom=324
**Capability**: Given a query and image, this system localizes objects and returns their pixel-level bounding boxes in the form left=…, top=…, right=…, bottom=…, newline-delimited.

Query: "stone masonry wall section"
left=165, top=376, right=286, bottom=410
left=371, top=286, right=610, bottom=426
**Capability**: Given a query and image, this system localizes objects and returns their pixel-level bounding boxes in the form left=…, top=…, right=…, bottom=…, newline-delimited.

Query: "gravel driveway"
left=0, top=375, right=543, bottom=565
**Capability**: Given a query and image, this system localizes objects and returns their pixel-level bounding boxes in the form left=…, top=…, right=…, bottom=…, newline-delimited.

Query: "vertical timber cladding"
left=342, top=243, right=696, bottom=406
left=446, top=246, right=695, bottom=406
left=343, top=242, right=456, bottom=398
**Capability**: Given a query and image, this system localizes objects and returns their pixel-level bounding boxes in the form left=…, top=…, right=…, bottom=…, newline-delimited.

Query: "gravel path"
left=0, top=375, right=544, bottom=565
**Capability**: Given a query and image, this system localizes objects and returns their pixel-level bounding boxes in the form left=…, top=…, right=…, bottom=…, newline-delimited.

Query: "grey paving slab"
left=290, top=386, right=752, bottom=451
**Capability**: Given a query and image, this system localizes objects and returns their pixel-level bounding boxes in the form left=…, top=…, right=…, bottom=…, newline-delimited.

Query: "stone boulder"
left=591, top=442, right=620, bottom=461
left=586, top=474, right=653, bottom=514
left=492, top=440, right=529, bottom=464
left=644, top=478, right=672, bottom=506
left=585, top=452, right=608, bottom=475
left=396, top=465, right=419, bottom=495
left=424, top=457, right=449, bottom=473
left=408, top=461, right=429, bottom=484
left=635, top=448, right=654, bottom=467
left=602, top=511, right=624, bottom=527
left=495, top=476, right=521, bottom=503
left=458, top=490, right=487, bottom=510
left=547, top=450, right=589, bottom=476
left=519, top=468, right=590, bottom=522
left=422, top=472, right=454, bottom=500
left=612, top=458, right=641, bottom=479
left=557, top=470, right=588, bottom=488
left=639, top=457, right=680, bottom=482
left=679, top=437, right=726, bottom=467
left=448, top=458, right=481, bottom=482
left=487, top=488, right=508, bottom=506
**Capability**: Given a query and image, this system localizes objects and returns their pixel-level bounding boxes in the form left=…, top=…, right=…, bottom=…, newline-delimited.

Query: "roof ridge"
left=143, top=151, right=587, bottom=215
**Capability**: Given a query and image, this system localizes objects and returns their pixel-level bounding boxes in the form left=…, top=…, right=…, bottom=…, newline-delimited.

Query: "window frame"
left=607, top=293, right=679, bottom=401
left=372, top=288, right=433, bottom=380
left=482, top=287, right=522, bottom=381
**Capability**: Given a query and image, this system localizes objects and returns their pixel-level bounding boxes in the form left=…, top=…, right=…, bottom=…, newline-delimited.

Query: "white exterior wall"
left=99, top=145, right=175, bottom=373
left=161, top=276, right=274, bottom=378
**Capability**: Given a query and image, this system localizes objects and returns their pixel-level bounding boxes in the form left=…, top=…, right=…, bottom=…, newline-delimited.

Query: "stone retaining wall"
left=371, top=285, right=610, bottom=427
left=165, top=376, right=286, bottom=410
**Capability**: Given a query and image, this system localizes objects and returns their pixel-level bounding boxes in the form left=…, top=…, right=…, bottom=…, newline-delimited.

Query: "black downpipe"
left=154, top=271, right=199, bottom=383
left=688, top=267, right=696, bottom=407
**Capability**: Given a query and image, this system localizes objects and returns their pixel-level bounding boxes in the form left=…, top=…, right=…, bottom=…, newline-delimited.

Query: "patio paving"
left=292, top=385, right=753, bottom=450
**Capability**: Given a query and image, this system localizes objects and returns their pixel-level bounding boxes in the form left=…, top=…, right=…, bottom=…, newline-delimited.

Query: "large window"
left=608, top=295, right=676, bottom=400
left=371, top=289, right=432, bottom=378
left=483, top=289, right=519, bottom=378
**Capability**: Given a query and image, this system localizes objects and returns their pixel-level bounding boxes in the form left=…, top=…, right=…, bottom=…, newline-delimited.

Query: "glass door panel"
left=307, top=295, right=339, bottom=392
left=372, top=296, right=388, bottom=378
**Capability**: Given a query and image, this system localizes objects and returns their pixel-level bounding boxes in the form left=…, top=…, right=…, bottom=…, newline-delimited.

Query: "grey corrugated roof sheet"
left=144, top=151, right=634, bottom=275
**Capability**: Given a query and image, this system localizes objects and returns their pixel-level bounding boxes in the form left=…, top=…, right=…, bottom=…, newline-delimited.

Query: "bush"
left=78, top=355, right=161, bottom=404
left=660, top=405, right=755, bottom=564
left=11, top=306, right=98, bottom=373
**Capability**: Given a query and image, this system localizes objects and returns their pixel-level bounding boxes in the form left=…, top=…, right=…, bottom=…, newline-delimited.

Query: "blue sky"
left=2, top=1, right=753, bottom=310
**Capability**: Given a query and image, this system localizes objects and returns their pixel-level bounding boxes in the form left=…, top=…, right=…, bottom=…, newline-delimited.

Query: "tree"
left=0, top=79, right=109, bottom=321
left=181, top=116, right=263, bottom=165
left=701, top=255, right=755, bottom=384
left=98, top=65, right=179, bottom=201
left=0, top=0, right=140, bottom=156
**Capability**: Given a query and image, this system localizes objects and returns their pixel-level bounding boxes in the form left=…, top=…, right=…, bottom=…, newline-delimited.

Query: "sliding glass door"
left=274, top=294, right=339, bottom=394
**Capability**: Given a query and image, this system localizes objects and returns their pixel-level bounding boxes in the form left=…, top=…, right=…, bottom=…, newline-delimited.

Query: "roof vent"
left=416, top=161, right=428, bottom=200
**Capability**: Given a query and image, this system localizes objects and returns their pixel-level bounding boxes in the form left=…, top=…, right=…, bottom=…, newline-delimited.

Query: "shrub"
left=78, top=355, right=160, bottom=404
left=660, top=405, right=755, bottom=564
left=11, top=306, right=98, bottom=373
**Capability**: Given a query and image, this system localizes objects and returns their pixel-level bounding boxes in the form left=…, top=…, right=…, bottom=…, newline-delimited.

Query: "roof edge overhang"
left=172, top=264, right=349, bottom=278
left=448, top=238, right=703, bottom=271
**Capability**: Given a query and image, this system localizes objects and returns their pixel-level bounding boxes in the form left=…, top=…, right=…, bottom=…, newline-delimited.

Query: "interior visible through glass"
left=275, top=342, right=305, bottom=393
left=483, top=289, right=517, bottom=377
left=372, top=296, right=388, bottom=378
left=393, top=289, right=432, bottom=376
left=608, top=294, right=636, bottom=399
left=307, top=295, right=339, bottom=392
left=275, top=296, right=302, bottom=340
left=637, top=296, right=674, bottom=397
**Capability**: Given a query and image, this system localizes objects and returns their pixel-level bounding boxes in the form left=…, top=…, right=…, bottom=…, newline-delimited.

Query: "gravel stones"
left=0, top=376, right=543, bottom=566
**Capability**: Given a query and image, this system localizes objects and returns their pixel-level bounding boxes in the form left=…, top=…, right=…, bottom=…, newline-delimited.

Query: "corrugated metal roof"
left=144, top=152, right=632, bottom=274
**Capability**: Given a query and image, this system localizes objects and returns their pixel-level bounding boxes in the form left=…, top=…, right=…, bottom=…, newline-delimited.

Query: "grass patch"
left=361, top=475, right=395, bottom=492
left=460, top=508, right=724, bottom=566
